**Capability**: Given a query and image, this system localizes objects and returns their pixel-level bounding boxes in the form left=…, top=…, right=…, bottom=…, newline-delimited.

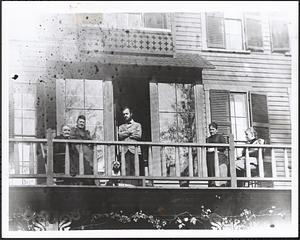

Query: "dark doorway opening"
left=113, top=76, right=151, bottom=175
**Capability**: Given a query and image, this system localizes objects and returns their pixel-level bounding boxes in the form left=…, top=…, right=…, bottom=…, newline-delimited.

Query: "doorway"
left=113, top=76, right=151, bottom=175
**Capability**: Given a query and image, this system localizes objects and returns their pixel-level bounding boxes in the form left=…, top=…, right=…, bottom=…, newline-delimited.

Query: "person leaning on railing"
left=235, top=127, right=265, bottom=186
left=206, top=122, right=229, bottom=187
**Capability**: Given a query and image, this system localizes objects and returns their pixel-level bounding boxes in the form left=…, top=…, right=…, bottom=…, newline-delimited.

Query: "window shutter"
left=270, top=18, right=290, bottom=53
left=206, top=12, right=225, bottom=49
left=209, top=89, right=231, bottom=136
left=249, top=93, right=270, bottom=143
left=244, top=13, right=263, bottom=51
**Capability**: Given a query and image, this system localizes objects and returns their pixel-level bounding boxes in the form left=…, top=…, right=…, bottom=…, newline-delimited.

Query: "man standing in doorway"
left=118, top=107, right=142, bottom=185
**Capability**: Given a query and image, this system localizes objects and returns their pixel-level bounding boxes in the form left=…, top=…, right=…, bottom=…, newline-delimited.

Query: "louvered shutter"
left=206, top=12, right=225, bottom=49
left=249, top=93, right=270, bottom=143
left=244, top=13, right=263, bottom=51
left=209, top=89, right=231, bottom=136
left=271, top=18, right=290, bottom=53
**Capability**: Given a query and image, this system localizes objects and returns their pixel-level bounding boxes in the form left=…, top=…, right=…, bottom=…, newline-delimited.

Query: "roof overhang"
left=86, top=52, right=215, bottom=69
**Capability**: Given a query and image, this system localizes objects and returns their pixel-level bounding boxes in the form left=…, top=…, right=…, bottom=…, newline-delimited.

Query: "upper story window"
left=76, top=13, right=170, bottom=31
left=205, top=12, right=263, bottom=52
left=270, top=14, right=290, bottom=53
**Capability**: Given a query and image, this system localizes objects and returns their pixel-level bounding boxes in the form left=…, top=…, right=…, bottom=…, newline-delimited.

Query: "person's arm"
left=130, top=123, right=142, bottom=140
left=118, top=125, right=131, bottom=140
left=216, top=134, right=227, bottom=152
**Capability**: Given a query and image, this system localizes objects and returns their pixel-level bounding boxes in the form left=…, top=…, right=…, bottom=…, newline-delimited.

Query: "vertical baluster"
left=202, top=146, right=208, bottom=177
left=14, top=143, right=20, bottom=174
left=188, top=147, right=193, bottom=177
left=214, top=147, right=220, bottom=178
left=121, top=146, right=126, bottom=176
left=46, top=129, right=54, bottom=185
left=29, top=143, right=34, bottom=174
left=198, top=147, right=203, bottom=177
left=33, top=143, right=37, bottom=174
left=229, top=134, right=237, bottom=188
left=284, top=148, right=289, bottom=177
left=79, top=144, right=84, bottom=175
left=175, top=146, right=180, bottom=177
left=65, top=143, right=70, bottom=175
left=258, top=147, right=264, bottom=178
left=148, top=146, right=153, bottom=176
left=271, top=148, right=277, bottom=178
left=135, top=146, right=139, bottom=176
left=245, top=148, right=251, bottom=177
left=107, top=145, right=113, bottom=176
left=161, top=147, right=167, bottom=177
left=93, top=144, right=98, bottom=176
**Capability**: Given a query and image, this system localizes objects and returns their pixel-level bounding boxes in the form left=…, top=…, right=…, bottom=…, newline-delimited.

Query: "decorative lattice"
left=82, top=28, right=175, bottom=56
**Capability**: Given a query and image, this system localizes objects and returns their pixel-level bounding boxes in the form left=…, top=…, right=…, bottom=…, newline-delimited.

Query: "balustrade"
left=9, top=129, right=292, bottom=188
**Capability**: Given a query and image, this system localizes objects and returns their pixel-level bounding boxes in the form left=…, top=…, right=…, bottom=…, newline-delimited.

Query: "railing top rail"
left=9, top=138, right=292, bottom=148
left=9, top=138, right=47, bottom=143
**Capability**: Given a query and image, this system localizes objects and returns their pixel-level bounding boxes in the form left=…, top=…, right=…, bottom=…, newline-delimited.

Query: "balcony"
left=78, top=27, right=175, bottom=56
left=9, top=130, right=292, bottom=189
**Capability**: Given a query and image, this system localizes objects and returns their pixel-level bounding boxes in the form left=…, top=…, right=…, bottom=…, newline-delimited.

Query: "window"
left=79, top=13, right=170, bottom=30
left=270, top=15, right=290, bottom=53
left=57, top=79, right=105, bottom=173
left=205, top=12, right=263, bottom=51
left=209, top=90, right=270, bottom=144
left=230, top=93, right=249, bottom=142
left=158, top=83, right=196, bottom=176
left=10, top=82, right=38, bottom=185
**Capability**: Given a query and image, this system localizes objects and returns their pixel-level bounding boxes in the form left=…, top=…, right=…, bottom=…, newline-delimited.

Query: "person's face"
left=123, top=108, right=132, bottom=122
left=209, top=126, right=217, bottom=136
left=77, top=118, right=86, bottom=129
left=245, top=130, right=255, bottom=141
left=62, top=126, right=71, bottom=138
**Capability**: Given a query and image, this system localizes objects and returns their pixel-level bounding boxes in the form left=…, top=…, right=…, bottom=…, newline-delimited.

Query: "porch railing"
left=9, top=129, right=292, bottom=188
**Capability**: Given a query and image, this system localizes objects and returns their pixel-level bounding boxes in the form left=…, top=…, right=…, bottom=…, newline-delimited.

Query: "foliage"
left=9, top=205, right=289, bottom=231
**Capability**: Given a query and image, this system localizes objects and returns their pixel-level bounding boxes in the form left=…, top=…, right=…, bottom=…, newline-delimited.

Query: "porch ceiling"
left=87, top=52, right=215, bottom=69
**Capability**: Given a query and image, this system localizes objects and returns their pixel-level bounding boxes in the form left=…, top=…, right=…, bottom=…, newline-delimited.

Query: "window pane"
left=22, top=110, right=36, bottom=135
left=235, top=117, right=248, bottom=141
left=144, top=13, right=166, bottom=29
left=231, top=93, right=247, bottom=117
left=225, top=19, right=243, bottom=50
left=23, top=93, right=36, bottom=109
left=127, top=13, right=142, bottom=28
left=14, top=110, right=22, bottom=135
left=66, top=79, right=84, bottom=108
left=159, top=112, right=177, bottom=142
left=177, top=113, right=196, bottom=142
left=65, top=109, right=85, bottom=127
left=85, top=80, right=103, bottom=109
left=176, top=84, right=195, bottom=112
left=14, top=94, right=22, bottom=109
left=102, top=13, right=117, bottom=28
left=158, top=83, right=176, bottom=112
left=85, top=110, right=104, bottom=139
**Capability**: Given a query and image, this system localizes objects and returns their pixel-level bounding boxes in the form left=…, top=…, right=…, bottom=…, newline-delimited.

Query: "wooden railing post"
left=46, top=129, right=54, bottom=185
left=229, top=134, right=237, bottom=188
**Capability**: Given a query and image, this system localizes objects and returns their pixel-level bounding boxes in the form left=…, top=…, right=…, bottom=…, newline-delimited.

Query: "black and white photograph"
left=2, top=1, right=298, bottom=238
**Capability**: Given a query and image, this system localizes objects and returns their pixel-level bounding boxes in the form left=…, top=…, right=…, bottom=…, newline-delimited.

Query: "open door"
left=113, top=76, right=151, bottom=175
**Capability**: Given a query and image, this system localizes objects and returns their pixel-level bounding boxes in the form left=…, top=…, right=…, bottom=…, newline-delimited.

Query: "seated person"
left=236, top=127, right=265, bottom=180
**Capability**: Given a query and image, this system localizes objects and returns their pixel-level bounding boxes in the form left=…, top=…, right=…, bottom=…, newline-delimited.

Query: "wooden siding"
left=174, top=13, right=292, bottom=179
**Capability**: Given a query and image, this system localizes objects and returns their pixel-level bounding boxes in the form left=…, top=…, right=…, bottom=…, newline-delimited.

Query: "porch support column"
left=149, top=79, right=162, bottom=176
left=103, top=78, right=115, bottom=175
left=194, top=82, right=206, bottom=177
